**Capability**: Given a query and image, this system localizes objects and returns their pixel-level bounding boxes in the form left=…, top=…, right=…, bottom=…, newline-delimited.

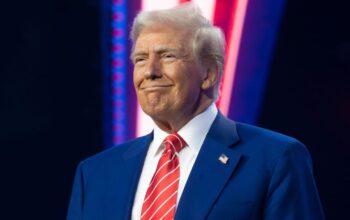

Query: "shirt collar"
left=152, top=103, right=218, bottom=156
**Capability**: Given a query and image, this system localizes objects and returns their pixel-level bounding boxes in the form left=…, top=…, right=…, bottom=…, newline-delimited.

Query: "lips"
left=140, top=84, right=172, bottom=91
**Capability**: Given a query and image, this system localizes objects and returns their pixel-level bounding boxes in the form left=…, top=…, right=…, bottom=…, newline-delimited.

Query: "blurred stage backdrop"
left=1, top=0, right=349, bottom=219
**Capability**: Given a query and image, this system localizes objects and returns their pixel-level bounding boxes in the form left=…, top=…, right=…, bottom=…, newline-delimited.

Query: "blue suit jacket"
left=67, top=113, right=324, bottom=220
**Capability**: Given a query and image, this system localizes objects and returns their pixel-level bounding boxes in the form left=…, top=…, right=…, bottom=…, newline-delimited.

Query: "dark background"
left=0, top=0, right=349, bottom=219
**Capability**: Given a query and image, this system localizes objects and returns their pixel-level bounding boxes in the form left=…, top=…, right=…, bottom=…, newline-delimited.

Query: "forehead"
left=133, top=25, right=190, bottom=53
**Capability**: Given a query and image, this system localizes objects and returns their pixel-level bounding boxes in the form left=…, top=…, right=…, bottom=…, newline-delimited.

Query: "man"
left=67, top=3, right=324, bottom=220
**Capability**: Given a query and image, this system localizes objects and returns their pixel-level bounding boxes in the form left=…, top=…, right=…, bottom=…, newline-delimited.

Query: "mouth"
left=140, top=85, right=172, bottom=91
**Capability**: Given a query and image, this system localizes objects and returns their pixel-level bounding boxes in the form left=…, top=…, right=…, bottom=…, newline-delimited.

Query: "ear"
left=201, top=63, right=218, bottom=90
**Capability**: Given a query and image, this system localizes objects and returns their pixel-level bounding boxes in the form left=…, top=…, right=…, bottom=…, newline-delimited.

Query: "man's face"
left=132, top=25, right=210, bottom=130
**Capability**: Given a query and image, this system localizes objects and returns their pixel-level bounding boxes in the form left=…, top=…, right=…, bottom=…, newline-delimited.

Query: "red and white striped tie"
left=140, top=133, right=186, bottom=220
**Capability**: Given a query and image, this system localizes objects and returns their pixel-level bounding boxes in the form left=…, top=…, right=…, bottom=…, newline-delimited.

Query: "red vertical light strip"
left=216, top=0, right=249, bottom=116
left=215, top=0, right=238, bottom=108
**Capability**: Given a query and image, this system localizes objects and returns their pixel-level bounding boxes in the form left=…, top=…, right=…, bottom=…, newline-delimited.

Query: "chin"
left=142, top=106, right=165, bottom=117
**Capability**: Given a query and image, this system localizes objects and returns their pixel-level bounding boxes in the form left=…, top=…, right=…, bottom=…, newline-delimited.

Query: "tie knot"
left=163, top=132, right=187, bottom=153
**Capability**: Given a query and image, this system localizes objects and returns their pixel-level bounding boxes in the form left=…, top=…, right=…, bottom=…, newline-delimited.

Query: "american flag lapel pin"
left=218, top=153, right=229, bottom=165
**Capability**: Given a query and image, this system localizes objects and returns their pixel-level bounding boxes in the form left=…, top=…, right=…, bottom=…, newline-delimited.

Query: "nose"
left=144, top=56, right=162, bottom=80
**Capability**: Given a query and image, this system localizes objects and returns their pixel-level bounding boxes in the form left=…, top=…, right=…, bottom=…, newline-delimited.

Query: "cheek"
left=173, top=79, right=199, bottom=104
left=133, top=70, right=142, bottom=88
left=177, top=72, right=202, bottom=92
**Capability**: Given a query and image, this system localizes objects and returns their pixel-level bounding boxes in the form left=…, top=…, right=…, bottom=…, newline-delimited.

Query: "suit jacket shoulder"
left=234, top=121, right=311, bottom=164
left=67, top=134, right=153, bottom=220
left=176, top=113, right=324, bottom=220
left=80, top=134, right=152, bottom=169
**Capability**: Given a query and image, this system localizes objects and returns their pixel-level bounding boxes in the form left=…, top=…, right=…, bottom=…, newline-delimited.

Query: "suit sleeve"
left=67, top=163, right=84, bottom=220
left=263, top=141, right=325, bottom=220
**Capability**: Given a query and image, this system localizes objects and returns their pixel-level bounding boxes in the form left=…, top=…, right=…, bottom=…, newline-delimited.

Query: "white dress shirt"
left=131, top=103, right=218, bottom=220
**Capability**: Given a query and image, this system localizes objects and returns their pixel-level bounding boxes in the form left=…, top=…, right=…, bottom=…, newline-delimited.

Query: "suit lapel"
left=175, top=113, right=242, bottom=220
left=119, top=133, right=153, bottom=220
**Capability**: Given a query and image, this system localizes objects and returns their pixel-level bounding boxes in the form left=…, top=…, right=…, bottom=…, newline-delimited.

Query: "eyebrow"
left=154, top=47, right=179, bottom=54
left=131, top=50, right=146, bottom=59
left=131, top=46, right=179, bottom=59
left=130, top=50, right=145, bottom=61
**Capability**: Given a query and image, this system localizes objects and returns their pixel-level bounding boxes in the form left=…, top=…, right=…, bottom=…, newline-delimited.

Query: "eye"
left=134, top=57, right=146, bottom=65
left=162, top=53, right=176, bottom=60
